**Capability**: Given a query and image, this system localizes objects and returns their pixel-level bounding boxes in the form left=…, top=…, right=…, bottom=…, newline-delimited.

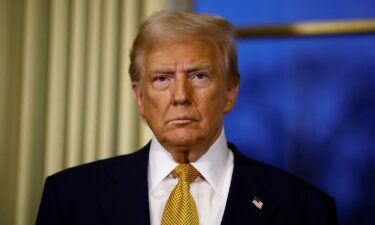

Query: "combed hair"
left=129, top=11, right=240, bottom=86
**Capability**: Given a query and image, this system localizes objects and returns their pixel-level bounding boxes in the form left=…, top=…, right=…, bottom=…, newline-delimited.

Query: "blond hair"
left=129, top=11, right=240, bottom=86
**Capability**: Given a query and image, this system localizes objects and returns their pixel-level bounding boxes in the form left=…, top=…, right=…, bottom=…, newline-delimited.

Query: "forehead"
left=144, top=38, right=219, bottom=72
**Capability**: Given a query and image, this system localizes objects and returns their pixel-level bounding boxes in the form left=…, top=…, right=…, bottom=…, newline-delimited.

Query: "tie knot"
left=172, top=164, right=200, bottom=184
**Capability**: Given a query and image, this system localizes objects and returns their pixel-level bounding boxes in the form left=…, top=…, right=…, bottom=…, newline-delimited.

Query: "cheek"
left=142, top=90, right=170, bottom=116
left=197, top=90, right=227, bottom=120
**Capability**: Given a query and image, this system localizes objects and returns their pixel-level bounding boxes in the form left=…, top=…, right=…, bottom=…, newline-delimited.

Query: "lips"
left=167, top=116, right=197, bottom=125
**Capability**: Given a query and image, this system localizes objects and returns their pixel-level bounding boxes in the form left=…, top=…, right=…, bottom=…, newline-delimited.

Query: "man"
left=36, top=11, right=338, bottom=225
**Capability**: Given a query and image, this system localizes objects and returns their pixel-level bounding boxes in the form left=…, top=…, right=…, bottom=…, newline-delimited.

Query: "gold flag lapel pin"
left=252, top=196, right=264, bottom=210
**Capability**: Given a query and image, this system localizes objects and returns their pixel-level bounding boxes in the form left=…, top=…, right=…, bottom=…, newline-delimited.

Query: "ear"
left=224, top=83, right=239, bottom=114
left=132, top=81, right=144, bottom=116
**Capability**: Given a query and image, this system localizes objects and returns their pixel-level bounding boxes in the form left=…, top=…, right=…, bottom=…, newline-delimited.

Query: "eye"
left=191, top=73, right=208, bottom=80
left=154, top=75, right=168, bottom=82
left=152, top=75, right=170, bottom=90
left=190, top=72, right=210, bottom=87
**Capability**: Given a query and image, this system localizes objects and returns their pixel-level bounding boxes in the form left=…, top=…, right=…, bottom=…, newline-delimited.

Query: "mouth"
left=168, top=117, right=197, bottom=125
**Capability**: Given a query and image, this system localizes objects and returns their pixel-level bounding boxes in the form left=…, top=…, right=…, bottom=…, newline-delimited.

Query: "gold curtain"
left=0, top=0, right=192, bottom=224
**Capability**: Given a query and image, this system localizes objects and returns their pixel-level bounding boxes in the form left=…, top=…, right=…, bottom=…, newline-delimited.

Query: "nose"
left=171, top=75, right=192, bottom=106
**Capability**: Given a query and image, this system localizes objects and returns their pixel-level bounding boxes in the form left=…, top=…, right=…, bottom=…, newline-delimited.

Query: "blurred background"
left=0, top=0, right=374, bottom=224
left=194, top=1, right=375, bottom=225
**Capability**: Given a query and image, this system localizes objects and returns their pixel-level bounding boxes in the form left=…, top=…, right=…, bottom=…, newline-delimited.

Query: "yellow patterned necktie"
left=161, top=163, right=200, bottom=225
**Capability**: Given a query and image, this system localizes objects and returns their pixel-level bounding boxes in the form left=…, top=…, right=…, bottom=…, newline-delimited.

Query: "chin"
left=162, top=128, right=200, bottom=146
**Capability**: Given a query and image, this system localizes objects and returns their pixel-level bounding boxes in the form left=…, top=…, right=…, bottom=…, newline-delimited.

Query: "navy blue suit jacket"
left=36, top=143, right=338, bottom=225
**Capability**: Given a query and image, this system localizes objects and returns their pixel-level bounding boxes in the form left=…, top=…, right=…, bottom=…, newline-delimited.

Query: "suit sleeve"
left=35, top=177, right=63, bottom=225
left=319, top=197, right=339, bottom=225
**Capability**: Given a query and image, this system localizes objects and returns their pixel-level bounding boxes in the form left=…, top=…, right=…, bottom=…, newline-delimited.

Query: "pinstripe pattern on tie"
left=161, top=163, right=200, bottom=225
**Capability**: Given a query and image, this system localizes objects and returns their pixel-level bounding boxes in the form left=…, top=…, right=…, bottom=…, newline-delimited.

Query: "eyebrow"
left=150, top=64, right=215, bottom=74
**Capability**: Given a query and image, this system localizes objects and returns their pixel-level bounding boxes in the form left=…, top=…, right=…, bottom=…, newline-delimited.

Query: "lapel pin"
left=252, top=196, right=264, bottom=210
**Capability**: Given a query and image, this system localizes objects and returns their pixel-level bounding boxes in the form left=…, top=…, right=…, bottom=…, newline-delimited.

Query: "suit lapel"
left=221, top=143, right=279, bottom=225
left=100, top=144, right=151, bottom=225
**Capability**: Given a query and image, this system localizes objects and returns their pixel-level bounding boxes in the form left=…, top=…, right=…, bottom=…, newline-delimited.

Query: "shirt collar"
left=148, top=128, right=230, bottom=195
left=148, top=136, right=179, bottom=193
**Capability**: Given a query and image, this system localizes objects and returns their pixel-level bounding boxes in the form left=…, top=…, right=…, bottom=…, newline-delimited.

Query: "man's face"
left=132, top=38, right=238, bottom=160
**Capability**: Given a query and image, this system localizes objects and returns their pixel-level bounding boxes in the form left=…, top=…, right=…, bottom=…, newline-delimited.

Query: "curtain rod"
left=236, top=19, right=375, bottom=38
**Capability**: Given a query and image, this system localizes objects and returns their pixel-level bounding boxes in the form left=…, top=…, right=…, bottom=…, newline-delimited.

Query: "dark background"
left=195, top=1, right=375, bottom=225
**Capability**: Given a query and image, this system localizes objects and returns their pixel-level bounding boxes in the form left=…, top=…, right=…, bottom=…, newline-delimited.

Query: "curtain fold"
left=0, top=0, right=192, bottom=224
left=15, top=0, right=50, bottom=224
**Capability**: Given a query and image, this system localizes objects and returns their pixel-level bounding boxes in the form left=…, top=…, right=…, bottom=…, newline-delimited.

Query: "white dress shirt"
left=148, top=129, right=234, bottom=225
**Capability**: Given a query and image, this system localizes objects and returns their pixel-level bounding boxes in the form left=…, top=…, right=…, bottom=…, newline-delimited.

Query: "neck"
left=163, top=131, right=222, bottom=163
left=167, top=146, right=209, bottom=163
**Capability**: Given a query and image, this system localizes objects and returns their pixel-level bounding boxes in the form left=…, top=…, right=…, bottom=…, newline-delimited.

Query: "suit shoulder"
left=47, top=147, right=149, bottom=185
left=233, top=149, right=334, bottom=202
left=236, top=151, right=338, bottom=224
